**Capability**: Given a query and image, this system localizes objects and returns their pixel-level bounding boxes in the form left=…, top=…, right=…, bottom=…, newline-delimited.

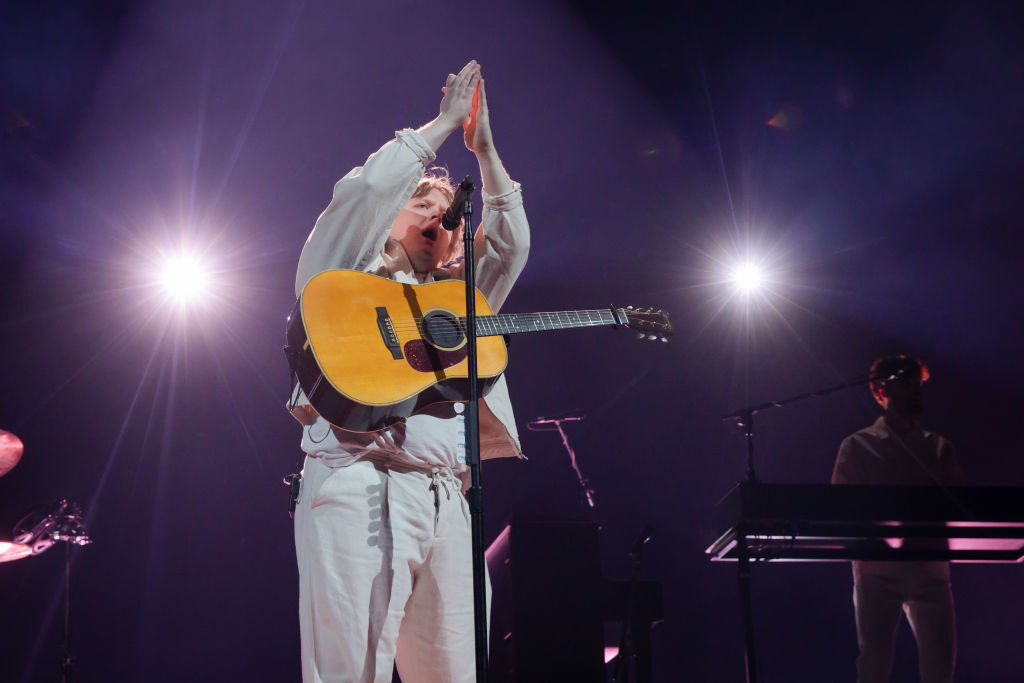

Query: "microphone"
left=527, top=410, right=585, bottom=428
left=878, top=368, right=907, bottom=385
left=630, top=523, right=654, bottom=561
left=528, top=416, right=585, bottom=426
left=441, top=176, right=474, bottom=231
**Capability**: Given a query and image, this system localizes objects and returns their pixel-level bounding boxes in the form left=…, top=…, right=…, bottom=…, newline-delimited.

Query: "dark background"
left=2, top=1, right=1022, bottom=681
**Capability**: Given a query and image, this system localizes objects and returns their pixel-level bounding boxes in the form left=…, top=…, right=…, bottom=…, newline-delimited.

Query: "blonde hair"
left=411, top=167, right=464, bottom=267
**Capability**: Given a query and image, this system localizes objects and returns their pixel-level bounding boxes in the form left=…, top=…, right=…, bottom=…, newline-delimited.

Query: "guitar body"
left=287, top=269, right=508, bottom=432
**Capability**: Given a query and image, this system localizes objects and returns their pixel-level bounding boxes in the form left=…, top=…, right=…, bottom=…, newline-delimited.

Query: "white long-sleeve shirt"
left=831, top=415, right=966, bottom=582
left=831, top=416, right=965, bottom=487
left=290, top=128, right=529, bottom=472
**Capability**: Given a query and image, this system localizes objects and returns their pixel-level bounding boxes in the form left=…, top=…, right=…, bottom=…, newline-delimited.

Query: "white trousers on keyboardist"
left=295, top=456, right=488, bottom=683
left=852, top=561, right=955, bottom=683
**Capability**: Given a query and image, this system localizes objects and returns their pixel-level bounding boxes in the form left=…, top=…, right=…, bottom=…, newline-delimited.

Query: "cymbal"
left=0, top=429, right=24, bottom=477
left=0, top=541, right=32, bottom=563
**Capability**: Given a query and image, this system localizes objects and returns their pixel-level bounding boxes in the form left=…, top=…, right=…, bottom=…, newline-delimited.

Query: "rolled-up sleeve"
left=449, top=182, right=530, bottom=312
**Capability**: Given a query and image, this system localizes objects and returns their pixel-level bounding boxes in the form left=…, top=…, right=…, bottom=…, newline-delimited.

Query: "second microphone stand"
left=720, top=371, right=882, bottom=683
left=527, top=413, right=596, bottom=509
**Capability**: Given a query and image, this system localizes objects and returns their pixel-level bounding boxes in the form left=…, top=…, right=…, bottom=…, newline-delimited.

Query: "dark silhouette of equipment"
left=486, top=517, right=663, bottom=683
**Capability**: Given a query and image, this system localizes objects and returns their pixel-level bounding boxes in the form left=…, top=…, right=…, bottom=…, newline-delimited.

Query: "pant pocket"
left=309, top=458, right=377, bottom=509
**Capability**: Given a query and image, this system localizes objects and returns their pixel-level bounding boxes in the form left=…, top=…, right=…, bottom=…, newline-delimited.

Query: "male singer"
left=289, top=60, right=529, bottom=682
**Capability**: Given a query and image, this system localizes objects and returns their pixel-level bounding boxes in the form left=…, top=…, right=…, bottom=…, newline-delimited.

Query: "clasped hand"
left=439, top=60, right=494, bottom=155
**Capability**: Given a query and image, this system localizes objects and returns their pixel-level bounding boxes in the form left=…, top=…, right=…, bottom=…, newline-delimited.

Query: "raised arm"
left=448, top=73, right=529, bottom=311
left=294, top=62, right=484, bottom=297
left=464, top=77, right=514, bottom=197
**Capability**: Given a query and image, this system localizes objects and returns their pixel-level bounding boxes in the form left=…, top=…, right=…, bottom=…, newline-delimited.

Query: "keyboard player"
left=831, top=354, right=967, bottom=683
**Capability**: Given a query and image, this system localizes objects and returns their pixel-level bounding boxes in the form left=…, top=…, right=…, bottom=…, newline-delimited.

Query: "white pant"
left=852, top=562, right=956, bottom=683
left=295, top=456, right=486, bottom=683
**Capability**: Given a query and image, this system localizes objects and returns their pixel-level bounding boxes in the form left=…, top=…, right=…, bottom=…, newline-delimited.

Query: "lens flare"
left=730, top=262, right=765, bottom=293
left=158, top=255, right=210, bottom=301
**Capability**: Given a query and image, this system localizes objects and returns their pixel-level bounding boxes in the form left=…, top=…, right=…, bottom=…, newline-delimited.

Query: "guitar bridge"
left=376, top=306, right=403, bottom=360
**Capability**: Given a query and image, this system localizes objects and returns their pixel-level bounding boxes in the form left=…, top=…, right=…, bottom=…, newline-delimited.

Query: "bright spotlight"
left=729, top=262, right=765, bottom=294
left=159, top=255, right=210, bottom=301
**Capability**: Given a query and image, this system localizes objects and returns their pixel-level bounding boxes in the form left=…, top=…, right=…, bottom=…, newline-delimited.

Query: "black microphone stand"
left=720, top=371, right=879, bottom=683
left=721, top=372, right=880, bottom=482
left=454, top=175, right=489, bottom=682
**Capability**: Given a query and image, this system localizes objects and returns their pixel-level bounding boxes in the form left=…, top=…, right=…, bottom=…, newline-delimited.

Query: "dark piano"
left=707, top=481, right=1024, bottom=563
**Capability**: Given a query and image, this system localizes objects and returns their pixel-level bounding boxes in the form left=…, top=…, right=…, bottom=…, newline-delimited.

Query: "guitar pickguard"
left=403, top=339, right=469, bottom=373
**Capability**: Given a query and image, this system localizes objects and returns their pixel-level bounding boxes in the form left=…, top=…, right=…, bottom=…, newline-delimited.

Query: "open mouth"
left=421, top=227, right=438, bottom=242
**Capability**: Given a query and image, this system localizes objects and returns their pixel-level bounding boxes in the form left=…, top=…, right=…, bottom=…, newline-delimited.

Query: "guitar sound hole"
left=422, top=311, right=464, bottom=349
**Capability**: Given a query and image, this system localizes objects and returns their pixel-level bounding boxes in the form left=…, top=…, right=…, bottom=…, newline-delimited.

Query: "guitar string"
left=385, top=318, right=617, bottom=331
left=379, top=312, right=666, bottom=346
left=385, top=311, right=621, bottom=334
left=386, top=311, right=618, bottom=324
left=384, top=310, right=621, bottom=326
left=382, top=315, right=655, bottom=331
left=384, top=317, right=659, bottom=334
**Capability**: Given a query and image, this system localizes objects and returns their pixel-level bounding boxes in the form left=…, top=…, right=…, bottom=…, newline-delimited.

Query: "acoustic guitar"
left=285, top=269, right=672, bottom=432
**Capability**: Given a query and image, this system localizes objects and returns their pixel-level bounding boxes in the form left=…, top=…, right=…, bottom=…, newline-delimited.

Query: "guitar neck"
left=470, top=309, right=619, bottom=337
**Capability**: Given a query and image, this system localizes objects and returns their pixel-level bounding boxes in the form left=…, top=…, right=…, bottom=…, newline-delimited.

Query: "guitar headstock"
left=616, top=306, right=672, bottom=342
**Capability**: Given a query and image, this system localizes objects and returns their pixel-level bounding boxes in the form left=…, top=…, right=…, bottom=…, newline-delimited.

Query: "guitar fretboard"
left=468, top=309, right=618, bottom=336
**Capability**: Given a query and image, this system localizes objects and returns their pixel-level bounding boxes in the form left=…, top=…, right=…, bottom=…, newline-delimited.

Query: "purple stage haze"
left=1, top=1, right=1022, bottom=681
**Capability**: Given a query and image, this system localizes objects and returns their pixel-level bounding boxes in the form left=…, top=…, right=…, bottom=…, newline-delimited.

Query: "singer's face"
left=389, top=189, right=452, bottom=273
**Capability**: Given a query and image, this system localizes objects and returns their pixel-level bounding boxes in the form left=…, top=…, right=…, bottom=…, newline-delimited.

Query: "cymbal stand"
left=14, top=500, right=92, bottom=683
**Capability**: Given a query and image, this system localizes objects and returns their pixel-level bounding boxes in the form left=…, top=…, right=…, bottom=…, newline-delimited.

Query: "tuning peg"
left=627, top=305, right=634, bottom=310
left=636, top=332, right=645, bottom=340
left=661, top=337, right=668, bottom=343
left=647, top=334, right=657, bottom=341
